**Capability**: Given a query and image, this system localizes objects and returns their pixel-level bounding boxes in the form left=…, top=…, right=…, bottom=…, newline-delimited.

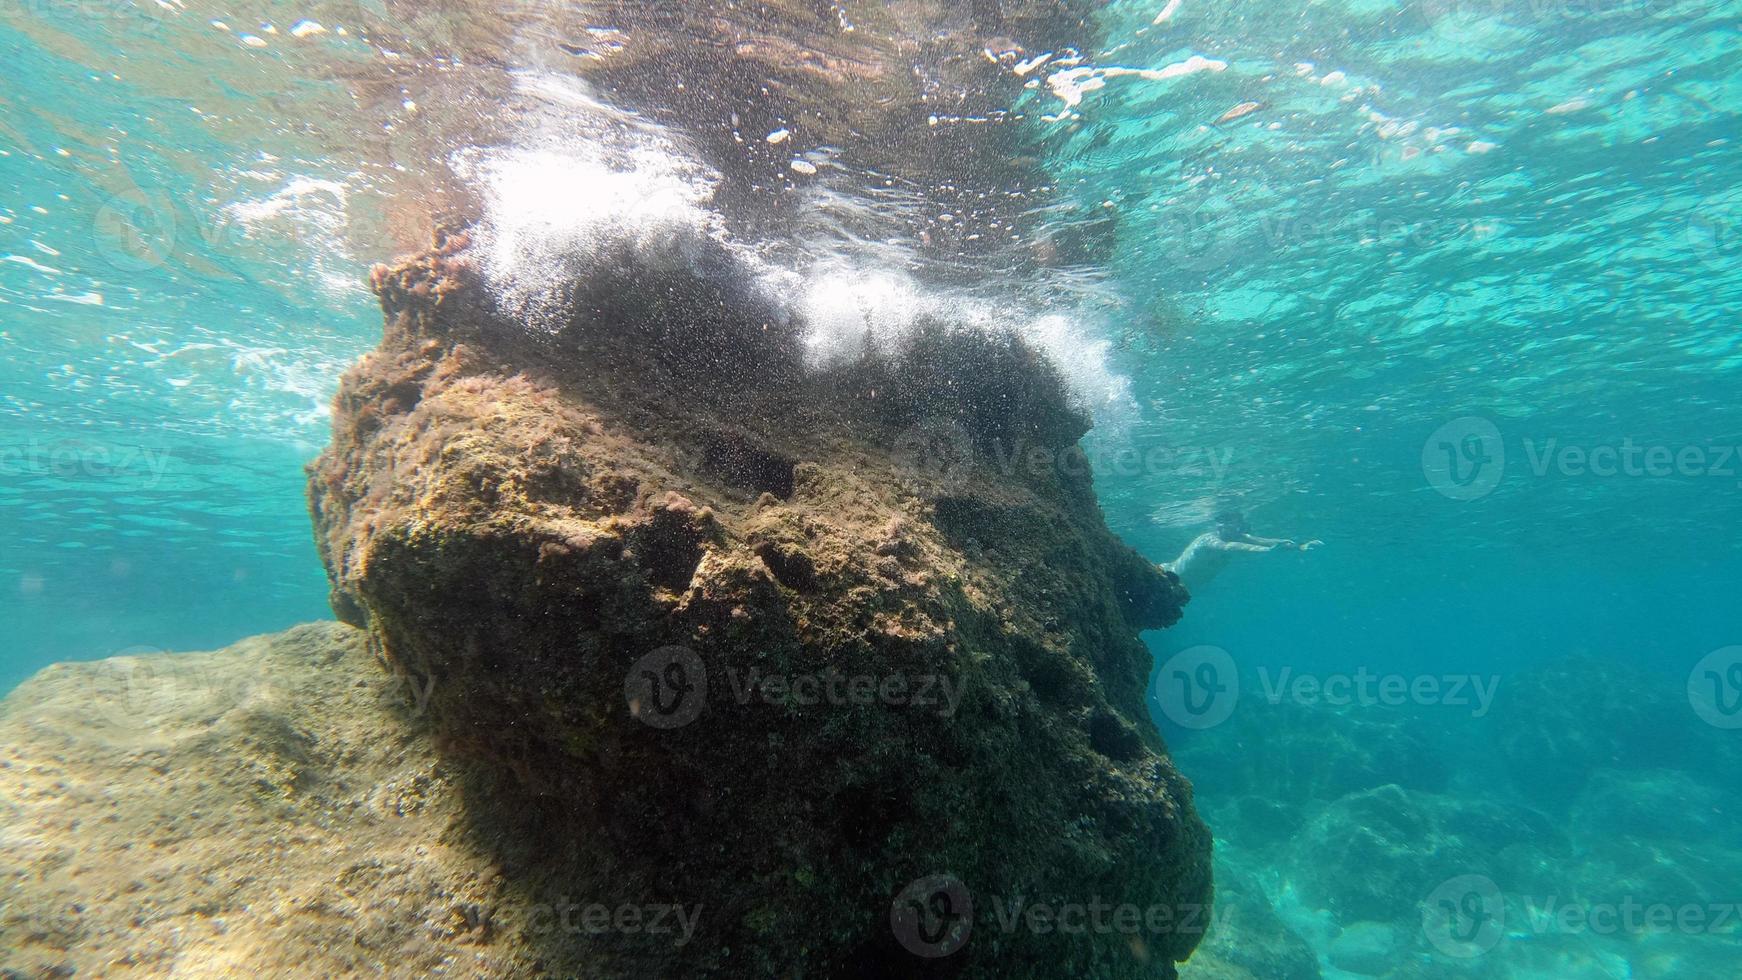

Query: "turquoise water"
left=4, top=1, right=1741, bottom=977
left=1, top=11, right=376, bottom=689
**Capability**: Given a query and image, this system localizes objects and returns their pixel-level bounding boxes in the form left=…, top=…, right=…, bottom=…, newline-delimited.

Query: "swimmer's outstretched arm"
left=1239, top=535, right=1324, bottom=552
left=1216, top=539, right=1282, bottom=554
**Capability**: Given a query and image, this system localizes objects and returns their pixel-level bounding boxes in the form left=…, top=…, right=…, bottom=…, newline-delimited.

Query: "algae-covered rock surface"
left=300, top=236, right=1209, bottom=977
left=0, top=624, right=522, bottom=978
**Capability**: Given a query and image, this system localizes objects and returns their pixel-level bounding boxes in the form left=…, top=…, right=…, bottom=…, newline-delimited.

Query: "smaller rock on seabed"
left=0, top=624, right=525, bottom=978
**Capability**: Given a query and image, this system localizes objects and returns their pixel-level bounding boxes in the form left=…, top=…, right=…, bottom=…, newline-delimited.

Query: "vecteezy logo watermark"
left=1518, top=895, right=1742, bottom=936
left=0, top=438, right=173, bottom=489
left=1427, top=418, right=1742, bottom=500
left=1155, top=205, right=1241, bottom=275
left=380, top=669, right=437, bottom=716
left=1414, top=0, right=1506, bottom=43
left=892, top=874, right=974, bottom=958
left=1155, top=190, right=1468, bottom=277
left=1155, top=648, right=1500, bottom=729
left=13, top=901, right=80, bottom=944
left=1687, top=646, right=1742, bottom=729
left=1415, top=0, right=1668, bottom=45
left=721, top=667, right=965, bottom=718
left=92, top=189, right=179, bottom=273
left=1154, top=645, right=1238, bottom=730
left=1685, top=193, right=1739, bottom=274
left=83, top=646, right=238, bottom=731
left=625, top=646, right=708, bottom=729
left=899, top=421, right=1235, bottom=490
left=893, top=417, right=977, bottom=489
left=522, top=898, right=703, bottom=946
left=626, top=646, right=966, bottom=728
left=892, top=874, right=1226, bottom=958
left=1425, top=874, right=1742, bottom=957
left=1422, top=874, right=1506, bottom=958
left=1423, top=417, right=1507, bottom=501
left=18, top=0, right=172, bottom=36
left=90, top=187, right=252, bottom=275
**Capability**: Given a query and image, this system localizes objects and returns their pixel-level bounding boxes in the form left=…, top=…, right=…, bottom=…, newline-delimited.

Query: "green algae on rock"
left=305, top=232, right=1209, bottom=977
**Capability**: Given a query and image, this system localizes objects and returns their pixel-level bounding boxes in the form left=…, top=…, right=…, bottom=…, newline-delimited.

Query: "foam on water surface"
left=459, top=71, right=1136, bottom=414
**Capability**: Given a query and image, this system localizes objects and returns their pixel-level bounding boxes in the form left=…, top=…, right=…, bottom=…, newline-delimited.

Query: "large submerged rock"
left=304, top=234, right=1209, bottom=976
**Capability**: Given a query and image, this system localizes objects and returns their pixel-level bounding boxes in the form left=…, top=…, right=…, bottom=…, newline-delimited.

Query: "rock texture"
left=1179, top=868, right=1321, bottom=980
left=1488, top=656, right=1708, bottom=804
left=1172, top=678, right=1742, bottom=980
left=1174, top=697, right=1446, bottom=842
left=303, top=234, right=1208, bottom=976
left=1281, top=784, right=1562, bottom=925
left=0, top=624, right=521, bottom=978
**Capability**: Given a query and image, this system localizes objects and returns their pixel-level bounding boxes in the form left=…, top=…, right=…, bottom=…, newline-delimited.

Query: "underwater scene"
left=2, top=0, right=1739, bottom=977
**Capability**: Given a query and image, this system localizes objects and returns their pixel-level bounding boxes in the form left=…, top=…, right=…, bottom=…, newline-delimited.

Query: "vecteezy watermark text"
left=0, top=438, right=172, bottom=488
left=439, top=896, right=702, bottom=948
left=1416, top=0, right=1673, bottom=45
left=721, top=666, right=964, bottom=718
left=1688, top=646, right=1742, bottom=729
left=986, top=441, right=1235, bottom=482
left=16, top=0, right=172, bottom=35
left=625, top=646, right=965, bottom=729
left=1422, top=873, right=1742, bottom=959
left=1521, top=896, right=1742, bottom=937
left=891, top=873, right=1226, bottom=958
left=1154, top=645, right=1501, bottom=729
left=1424, top=417, right=1742, bottom=500
left=894, top=417, right=1234, bottom=489
left=523, top=898, right=702, bottom=946
left=1521, top=437, right=1742, bottom=484
left=985, top=895, right=1226, bottom=937
left=1256, top=666, right=1499, bottom=718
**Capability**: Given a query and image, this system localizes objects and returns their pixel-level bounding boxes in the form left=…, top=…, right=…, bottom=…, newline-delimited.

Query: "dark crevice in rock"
left=702, top=431, right=796, bottom=500
left=1014, top=635, right=1091, bottom=708
left=1089, top=710, right=1147, bottom=763
left=627, top=497, right=712, bottom=594
left=753, top=541, right=817, bottom=593
left=930, top=494, right=996, bottom=547
left=381, top=379, right=424, bottom=414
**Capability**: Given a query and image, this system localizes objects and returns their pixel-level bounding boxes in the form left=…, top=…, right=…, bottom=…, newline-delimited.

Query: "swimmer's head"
left=1215, top=510, right=1250, bottom=538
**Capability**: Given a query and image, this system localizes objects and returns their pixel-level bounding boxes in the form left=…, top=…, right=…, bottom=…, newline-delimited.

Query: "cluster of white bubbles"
left=458, top=71, right=1135, bottom=422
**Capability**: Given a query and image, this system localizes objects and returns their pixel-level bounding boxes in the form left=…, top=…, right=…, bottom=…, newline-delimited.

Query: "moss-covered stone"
left=0, top=624, right=521, bottom=978
left=306, top=236, right=1209, bottom=977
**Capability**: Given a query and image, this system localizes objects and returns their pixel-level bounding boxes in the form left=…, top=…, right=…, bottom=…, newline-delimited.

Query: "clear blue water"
left=4, top=1, right=1740, bottom=976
